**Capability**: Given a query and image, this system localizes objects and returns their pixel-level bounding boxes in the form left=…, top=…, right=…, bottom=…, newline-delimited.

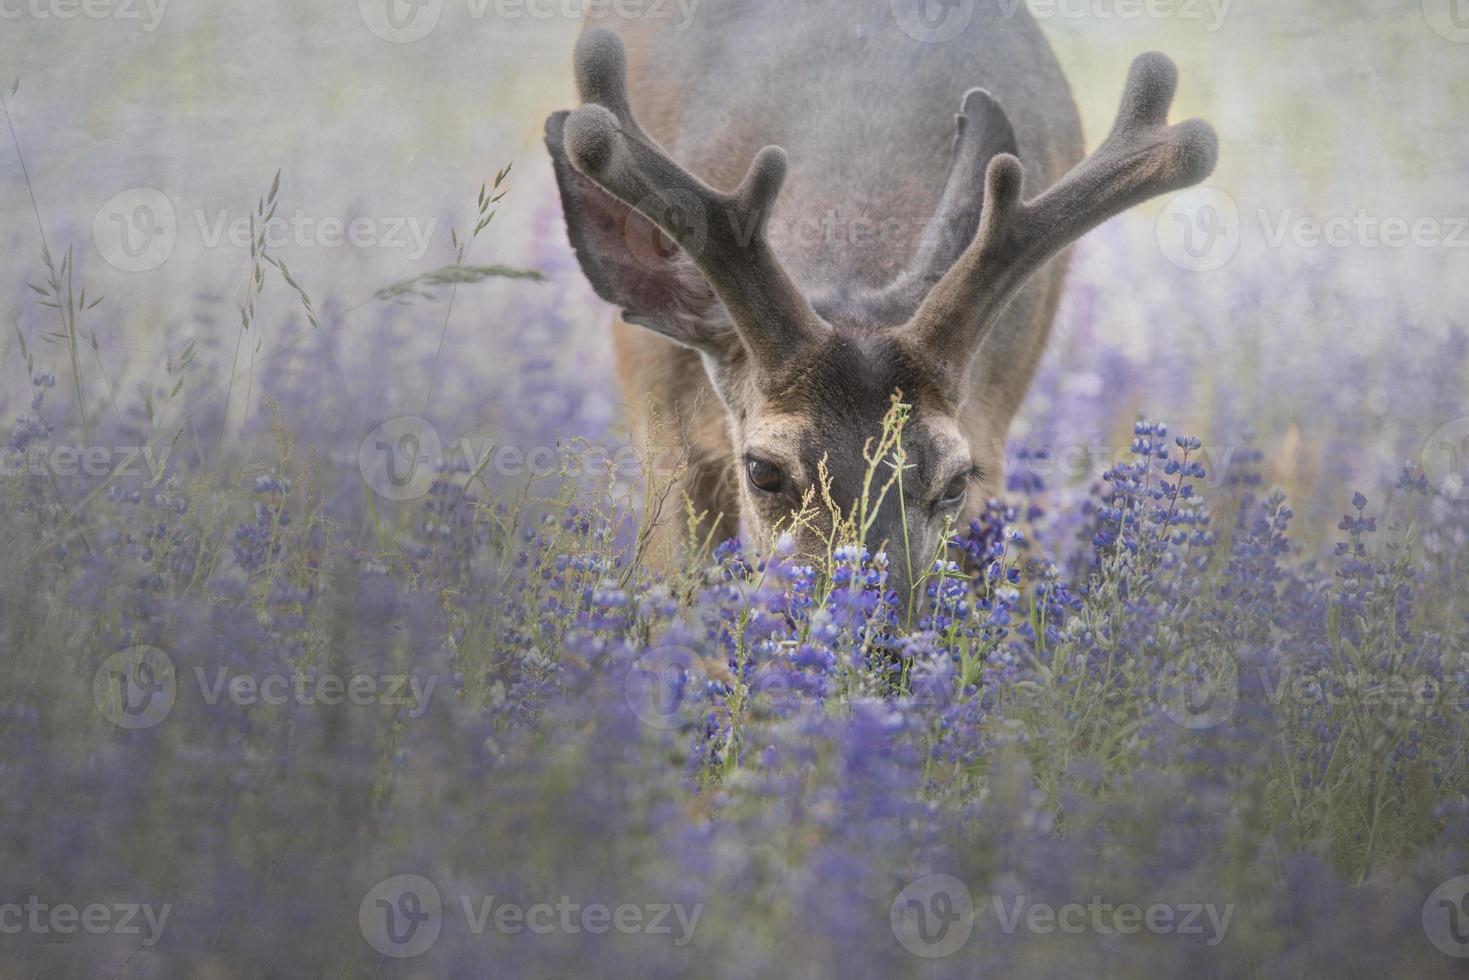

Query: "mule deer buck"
left=545, top=3, right=1217, bottom=603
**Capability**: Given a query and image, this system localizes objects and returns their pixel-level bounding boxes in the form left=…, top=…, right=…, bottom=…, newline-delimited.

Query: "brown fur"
left=550, top=4, right=1215, bottom=598
left=598, top=9, right=1076, bottom=565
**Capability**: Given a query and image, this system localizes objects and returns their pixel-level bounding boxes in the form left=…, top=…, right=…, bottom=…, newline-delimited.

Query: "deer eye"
left=936, top=471, right=971, bottom=510
left=745, top=456, right=785, bottom=495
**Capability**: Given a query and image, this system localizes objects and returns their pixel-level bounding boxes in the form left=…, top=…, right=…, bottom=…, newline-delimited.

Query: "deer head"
left=547, top=29, right=1217, bottom=600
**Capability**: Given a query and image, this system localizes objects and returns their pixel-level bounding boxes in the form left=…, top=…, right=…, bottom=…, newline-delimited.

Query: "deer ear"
left=545, top=112, right=727, bottom=353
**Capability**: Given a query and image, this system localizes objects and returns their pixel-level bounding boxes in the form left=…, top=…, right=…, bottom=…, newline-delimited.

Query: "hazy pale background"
left=2, top=0, right=1467, bottom=502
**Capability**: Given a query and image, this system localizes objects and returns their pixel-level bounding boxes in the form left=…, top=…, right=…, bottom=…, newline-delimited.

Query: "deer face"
left=716, top=328, right=989, bottom=601
left=548, top=29, right=1216, bottom=596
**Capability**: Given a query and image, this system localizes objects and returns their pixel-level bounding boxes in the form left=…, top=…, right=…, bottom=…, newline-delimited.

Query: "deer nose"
left=861, top=496, right=920, bottom=615
left=886, top=561, right=916, bottom=618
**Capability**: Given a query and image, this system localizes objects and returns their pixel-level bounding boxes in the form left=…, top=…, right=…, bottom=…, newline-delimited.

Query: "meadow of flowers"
left=4, top=15, right=1469, bottom=978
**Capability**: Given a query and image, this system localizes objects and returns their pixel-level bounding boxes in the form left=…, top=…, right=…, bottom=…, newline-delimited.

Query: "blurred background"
left=3, top=6, right=1469, bottom=977
left=2, top=0, right=1467, bottom=538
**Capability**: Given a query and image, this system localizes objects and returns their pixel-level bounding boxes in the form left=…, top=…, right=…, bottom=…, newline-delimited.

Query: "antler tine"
left=559, top=29, right=824, bottom=369
left=909, top=89, right=1018, bottom=288
left=903, top=52, right=1218, bottom=370
left=571, top=28, right=642, bottom=142
left=858, top=88, right=1018, bottom=325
